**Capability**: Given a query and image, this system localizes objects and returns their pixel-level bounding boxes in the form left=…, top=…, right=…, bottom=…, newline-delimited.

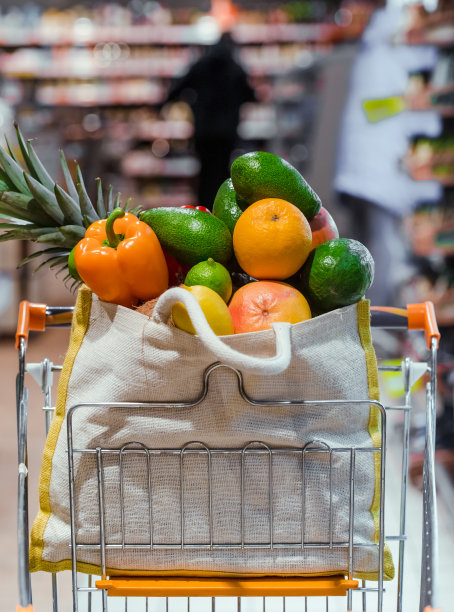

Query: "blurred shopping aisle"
left=0, top=0, right=453, bottom=610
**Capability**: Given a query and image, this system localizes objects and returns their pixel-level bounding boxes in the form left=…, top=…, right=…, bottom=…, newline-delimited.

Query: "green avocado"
left=140, top=207, right=232, bottom=268
left=230, top=151, right=321, bottom=219
left=297, top=238, right=375, bottom=315
left=212, top=178, right=246, bottom=235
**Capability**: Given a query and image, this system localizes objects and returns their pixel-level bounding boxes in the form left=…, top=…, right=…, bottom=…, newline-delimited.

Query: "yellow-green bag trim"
left=29, top=286, right=93, bottom=572
left=355, top=299, right=394, bottom=581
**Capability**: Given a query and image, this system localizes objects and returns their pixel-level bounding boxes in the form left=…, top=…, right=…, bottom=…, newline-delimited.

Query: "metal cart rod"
left=15, top=303, right=73, bottom=612
left=372, top=302, right=441, bottom=612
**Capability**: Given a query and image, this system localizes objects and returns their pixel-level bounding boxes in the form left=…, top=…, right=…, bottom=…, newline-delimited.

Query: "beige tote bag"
left=30, top=286, right=394, bottom=581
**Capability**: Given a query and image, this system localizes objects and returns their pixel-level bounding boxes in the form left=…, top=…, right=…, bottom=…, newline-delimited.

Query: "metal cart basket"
left=15, top=300, right=441, bottom=612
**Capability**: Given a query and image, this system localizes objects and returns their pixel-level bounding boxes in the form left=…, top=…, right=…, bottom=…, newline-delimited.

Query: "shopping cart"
left=15, top=300, right=441, bottom=612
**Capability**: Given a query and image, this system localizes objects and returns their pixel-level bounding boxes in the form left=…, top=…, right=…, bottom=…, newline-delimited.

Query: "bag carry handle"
left=152, top=287, right=292, bottom=375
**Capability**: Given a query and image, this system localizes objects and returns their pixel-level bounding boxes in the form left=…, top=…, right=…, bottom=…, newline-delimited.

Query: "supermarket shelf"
left=60, top=121, right=194, bottom=142
left=405, top=84, right=454, bottom=116
left=0, top=23, right=346, bottom=48
left=34, top=100, right=165, bottom=108
left=130, top=121, right=194, bottom=141
left=0, top=65, right=189, bottom=80
left=0, top=65, right=321, bottom=80
left=403, top=146, right=454, bottom=186
left=141, top=194, right=196, bottom=208
left=0, top=48, right=327, bottom=82
left=405, top=170, right=454, bottom=186
left=394, top=9, right=454, bottom=47
left=34, top=82, right=165, bottom=107
left=121, top=153, right=200, bottom=178
left=396, top=26, right=454, bottom=47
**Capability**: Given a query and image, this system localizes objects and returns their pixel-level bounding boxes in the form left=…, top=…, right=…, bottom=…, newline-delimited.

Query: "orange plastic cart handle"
left=407, top=302, right=440, bottom=349
left=15, top=301, right=47, bottom=349
left=372, top=301, right=440, bottom=350
left=17, top=605, right=34, bottom=612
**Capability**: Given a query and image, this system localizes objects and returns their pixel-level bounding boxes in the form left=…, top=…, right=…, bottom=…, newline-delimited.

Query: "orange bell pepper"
left=74, top=208, right=168, bottom=307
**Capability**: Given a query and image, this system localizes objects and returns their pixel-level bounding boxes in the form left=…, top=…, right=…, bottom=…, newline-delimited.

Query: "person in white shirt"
left=334, top=3, right=442, bottom=306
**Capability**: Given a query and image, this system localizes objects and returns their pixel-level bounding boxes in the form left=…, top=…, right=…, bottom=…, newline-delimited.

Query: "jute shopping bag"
left=30, top=286, right=394, bottom=580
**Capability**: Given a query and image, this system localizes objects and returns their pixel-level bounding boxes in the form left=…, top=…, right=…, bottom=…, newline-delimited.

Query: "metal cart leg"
left=419, top=338, right=440, bottom=612
left=17, top=336, right=33, bottom=612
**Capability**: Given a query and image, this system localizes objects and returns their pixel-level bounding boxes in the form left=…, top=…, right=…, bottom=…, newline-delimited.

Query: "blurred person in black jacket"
left=165, top=32, right=257, bottom=209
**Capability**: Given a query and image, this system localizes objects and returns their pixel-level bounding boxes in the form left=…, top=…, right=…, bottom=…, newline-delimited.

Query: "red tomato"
left=163, top=251, right=190, bottom=288
left=181, top=205, right=211, bottom=213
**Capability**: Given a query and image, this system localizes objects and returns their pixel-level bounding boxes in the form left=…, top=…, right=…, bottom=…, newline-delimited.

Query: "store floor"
left=1, top=328, right=453, bottom=612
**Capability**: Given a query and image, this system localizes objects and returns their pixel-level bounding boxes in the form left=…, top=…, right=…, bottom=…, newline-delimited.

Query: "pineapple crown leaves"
left=0, top=124, right=137, bottom=278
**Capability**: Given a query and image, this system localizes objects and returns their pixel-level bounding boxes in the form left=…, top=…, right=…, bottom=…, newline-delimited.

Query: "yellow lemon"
left=172, top=285, right=234, bottom=336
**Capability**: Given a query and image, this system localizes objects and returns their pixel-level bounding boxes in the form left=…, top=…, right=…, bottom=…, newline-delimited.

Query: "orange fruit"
left=229, top=280, right=311, bottom=334
left=233, top=198, right=312, bottom=280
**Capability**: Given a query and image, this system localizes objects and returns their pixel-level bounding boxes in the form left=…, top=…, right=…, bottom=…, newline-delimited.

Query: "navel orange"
left=232, top=198, right=312, bottom=280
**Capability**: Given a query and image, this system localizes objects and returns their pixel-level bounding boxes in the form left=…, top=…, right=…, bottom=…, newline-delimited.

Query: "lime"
left=298, top=238, right=374, bottom=314
left=185, top=258, right=233, bottom=302
left=172, top=285, right=234, bottom=336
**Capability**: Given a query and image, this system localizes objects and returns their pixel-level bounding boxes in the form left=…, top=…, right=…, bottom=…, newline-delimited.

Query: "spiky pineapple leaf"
left=13, top=123, right=38, bottom=182
left=0, top=191, right=58, bottom=226
left=77, top=183, right=98, bottom=227
left=67, top=277, right=82, bottom=293
left=106, top=185, right=114, bottom=214
left=49, top=256, right=70, bottom=270
left=58, top=224, right=85, bottom=244
left=113, top=193, right=121, bottom=209
left=34, top=255, right=69, bottom=273
left=5, top=134, right=22, bottom=165
left=0, top=168, right=15, bottom=191
left=54, top=184, right=83, bottom=226
left=12, top=126, right=56, bottom=196
left=82, top=214, right=92, bottom=228
left=26, top=140, right=56, bottom=192
left=59, top=150, right=79, bottom=203
left=18, top=247, right=69, bottom=268
left=76, top=165, right=99, bottom=224
left=0, top=222, right=31, bottom=229
left=0, top=200, right=37, bottom=224
left=128, top=205, right=143, bottom=216
left=96, top=177, right=106, bottom=218
left=24, top=173, right=64, bottom=225
left=0, top=144, right=32, bottom=196
left=36, top=230, right=73, bottom=248
left=0, top=226, right=57, bottom=242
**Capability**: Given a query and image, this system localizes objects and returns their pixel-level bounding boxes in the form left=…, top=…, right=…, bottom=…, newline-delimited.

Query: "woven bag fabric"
left=30, top=286, right=394, bottom=580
